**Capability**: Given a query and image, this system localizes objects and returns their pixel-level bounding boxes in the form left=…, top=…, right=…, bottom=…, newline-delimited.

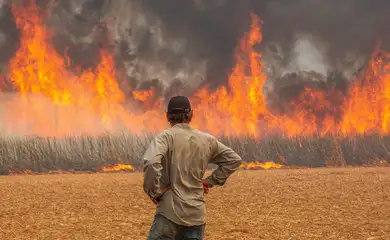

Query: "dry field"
left=1, top=168, right=390, bottom=240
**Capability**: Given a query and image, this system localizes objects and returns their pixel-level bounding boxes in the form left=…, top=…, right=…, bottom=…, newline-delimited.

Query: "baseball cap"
left=167, top=96, right=192, bottom=114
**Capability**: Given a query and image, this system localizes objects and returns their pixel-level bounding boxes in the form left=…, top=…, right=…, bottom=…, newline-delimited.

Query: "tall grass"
left=1, top=133, right=389, bottom=174
left=0, top=133, right=151, bottom=174
left=222, top=134, right=390, bottom=167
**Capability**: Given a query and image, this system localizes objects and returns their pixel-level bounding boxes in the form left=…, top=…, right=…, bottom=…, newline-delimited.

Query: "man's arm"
left=143, top=131, right=170, bottom=201
left=204, top=139, right=242, bottom=187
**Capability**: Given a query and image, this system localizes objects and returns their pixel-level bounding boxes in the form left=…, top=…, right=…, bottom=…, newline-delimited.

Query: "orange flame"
left=240, top=161, right=283, bottom=170
left=101, top=164, right=135, bottom=172
left=2, top=2, right=390, bottom=139
left=5, top=2, right=127, bottom=135
left=340, top=51, right=390, bottom=135
left=7, top=169, right=33, bottom=175
left=190, top=14, right=268, bottom=137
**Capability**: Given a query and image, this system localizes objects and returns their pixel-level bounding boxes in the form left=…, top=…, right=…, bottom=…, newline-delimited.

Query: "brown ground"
left=1, top=168, right=390, bottom=240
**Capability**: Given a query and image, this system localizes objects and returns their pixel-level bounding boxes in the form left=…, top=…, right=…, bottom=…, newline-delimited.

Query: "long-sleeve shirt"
left=143, top=123, right=242, bottom=226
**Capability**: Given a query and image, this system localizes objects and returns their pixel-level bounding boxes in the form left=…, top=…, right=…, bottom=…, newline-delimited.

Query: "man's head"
left=166, top=96, right=193, bottom=125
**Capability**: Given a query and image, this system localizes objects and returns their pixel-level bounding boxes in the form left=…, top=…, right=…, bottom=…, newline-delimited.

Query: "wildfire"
left=101, top=164, right=135, bottom=173
left=240, top=161, right=283, bottom=170
left=7, top=169, right=33, bottom=175
left=1, top=1, right=390, bottom=138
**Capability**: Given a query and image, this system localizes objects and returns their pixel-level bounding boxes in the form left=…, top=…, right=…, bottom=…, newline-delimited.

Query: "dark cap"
left=167, top=96, right=192, bottom=114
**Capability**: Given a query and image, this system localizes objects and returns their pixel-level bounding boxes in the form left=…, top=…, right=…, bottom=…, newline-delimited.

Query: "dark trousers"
left=147, top=214, right=205, bottom=240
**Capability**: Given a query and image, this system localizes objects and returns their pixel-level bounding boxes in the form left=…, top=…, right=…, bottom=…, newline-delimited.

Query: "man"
left=143, top=95, right=242, bottom=240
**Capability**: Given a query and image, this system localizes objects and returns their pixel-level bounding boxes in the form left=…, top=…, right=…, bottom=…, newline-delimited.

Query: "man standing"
left=143, top=96, right=242, bottom=240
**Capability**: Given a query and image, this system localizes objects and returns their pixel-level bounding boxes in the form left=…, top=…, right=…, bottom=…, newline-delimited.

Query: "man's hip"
left=147, top=214, right=205, bottom=240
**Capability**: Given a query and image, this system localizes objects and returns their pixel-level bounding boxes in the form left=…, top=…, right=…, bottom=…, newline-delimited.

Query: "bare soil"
left=1, top=168, right=390, bottom=240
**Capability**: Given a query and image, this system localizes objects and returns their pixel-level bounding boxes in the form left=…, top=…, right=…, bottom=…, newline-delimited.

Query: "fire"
left=190, top=13, right=390, bottom=137
left=191, top=14, right=268, bottom=137
left=1, top=2, right=390, bottom=139
left=6, top=164, right=136, bottom=175
left=7, top=169, right=33, bottom=175
left=240, top=161, right=283, bottom=170
left=4, top=2, right=128, bottom=135
left=340, top=51, right=390, bottom=135
left=101, top=164, right=135, bottom=173
left=133, top=88, right=156, bottom=103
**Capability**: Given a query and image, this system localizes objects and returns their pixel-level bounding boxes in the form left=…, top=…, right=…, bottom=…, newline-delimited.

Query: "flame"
left=101, top=164, right=135, bottom=172
left=240, top=161, right=283, bottom=170
left=4, top=2, right=127, bottom=135
left=6, top=164, right=136, bottom=175
left=340, top=51, right=390, bottom=135
left=133, top=88, right=156, bottom=103
left=1, top=2, right=390, bottom=139
left=190, top=13, right=390, bottom=137
left=190, top=14, right=268, bottom=137
left=7, top=169, right=33, bottom=175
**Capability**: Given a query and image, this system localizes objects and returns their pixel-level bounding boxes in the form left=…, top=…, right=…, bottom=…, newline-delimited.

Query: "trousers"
left=147, top=214, right=205, bottom=240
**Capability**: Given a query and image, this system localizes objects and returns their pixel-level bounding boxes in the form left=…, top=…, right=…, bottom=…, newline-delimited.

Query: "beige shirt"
left=143, top=123, right=242, bottom=226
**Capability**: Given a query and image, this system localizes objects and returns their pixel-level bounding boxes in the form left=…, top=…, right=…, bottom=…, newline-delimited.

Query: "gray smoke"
left=0, top=0, right=389, bottom=101
left=256, top=0, right=390, bottom=89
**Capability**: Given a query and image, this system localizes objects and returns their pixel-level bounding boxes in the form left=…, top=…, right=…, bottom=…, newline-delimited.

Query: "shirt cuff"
left=205, top=175, right=219, bottom=187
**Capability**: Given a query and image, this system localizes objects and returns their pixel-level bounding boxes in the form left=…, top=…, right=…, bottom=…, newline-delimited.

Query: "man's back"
left=143, top=123, right=242, bottom=226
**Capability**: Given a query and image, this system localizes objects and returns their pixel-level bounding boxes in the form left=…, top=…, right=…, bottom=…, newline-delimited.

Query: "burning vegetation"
left=1, top=2, right=390, bottom=138
left=101, top=164, right=135, bottom=173
left=240, top=161, right=282, bottom=170
left=0, top=1, right=390, bottom=174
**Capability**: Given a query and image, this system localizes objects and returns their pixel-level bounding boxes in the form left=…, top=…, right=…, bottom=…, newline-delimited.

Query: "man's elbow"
left=233, top=160, right=242, bottom=171
left=232, top=154, right=242, bottom=170
left=238, top=157, right=243, bottom=166
left=224, top=152, right=242, bottom=172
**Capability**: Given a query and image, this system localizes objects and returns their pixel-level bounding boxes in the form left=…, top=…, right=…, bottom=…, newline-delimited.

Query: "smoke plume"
left=0, top=0, right=389, bottom=101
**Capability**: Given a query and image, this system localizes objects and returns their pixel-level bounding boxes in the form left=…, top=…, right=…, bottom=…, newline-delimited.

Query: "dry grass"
left=1, top=168, right=390, bottom=240
left=1, top=134, right=390, bottom=174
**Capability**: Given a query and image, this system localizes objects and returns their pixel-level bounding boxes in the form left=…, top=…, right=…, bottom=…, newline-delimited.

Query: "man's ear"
left=188, top=110, right=193, bottom=121
left=166, top=112, right=171, bottom=122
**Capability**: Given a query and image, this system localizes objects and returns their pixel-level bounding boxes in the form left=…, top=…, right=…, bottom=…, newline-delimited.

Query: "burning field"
left=3, top=2, right=390, bottom=138
left=0, top=2, right=390, bottom=239
left=0, top=0, right=389, bottom=137
left=0, top=1, right=388, bottom=173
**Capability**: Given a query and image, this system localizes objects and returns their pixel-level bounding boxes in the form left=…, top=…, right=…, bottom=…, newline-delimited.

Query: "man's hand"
left=151, top=198, right=159, bottom=205
left=151, top=187, right=169, bottom=205
left=202, top=179, right=212, bottom=194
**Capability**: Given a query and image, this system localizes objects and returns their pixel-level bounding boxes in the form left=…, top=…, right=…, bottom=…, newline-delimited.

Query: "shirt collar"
left=172, top=123, right=192, bottom=130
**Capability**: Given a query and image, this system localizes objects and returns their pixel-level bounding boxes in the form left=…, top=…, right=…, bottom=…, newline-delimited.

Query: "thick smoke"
left=0, top=0, right=389, bottom=102
left=256, top=0, right=390, bottom=82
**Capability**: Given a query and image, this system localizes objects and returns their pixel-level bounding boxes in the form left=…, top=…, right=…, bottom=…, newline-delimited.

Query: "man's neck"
left=170, top=122, right=191, bottom=128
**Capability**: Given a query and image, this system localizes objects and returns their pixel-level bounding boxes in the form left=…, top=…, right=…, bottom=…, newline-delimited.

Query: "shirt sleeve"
left=205, top=139, right=242, bottom=187
left=142, top=131, right=170, bottom=200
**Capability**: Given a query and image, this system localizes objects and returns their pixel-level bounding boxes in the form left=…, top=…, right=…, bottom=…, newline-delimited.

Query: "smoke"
left=253, top=0, right=390, bottom=112
left=257, top=0, right=390, bottom=77
left=45, top=0, right=215, bottom=95
left=0, top=0, right=389, bottom=100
